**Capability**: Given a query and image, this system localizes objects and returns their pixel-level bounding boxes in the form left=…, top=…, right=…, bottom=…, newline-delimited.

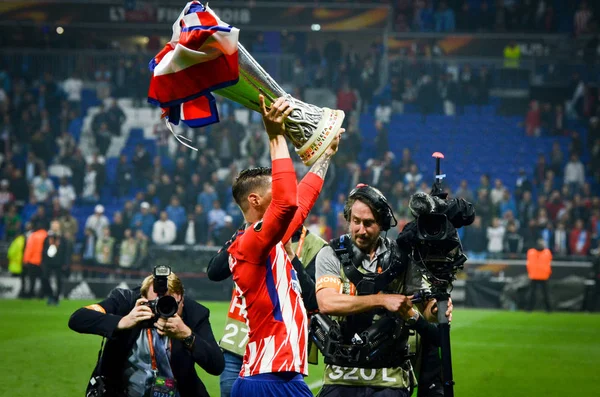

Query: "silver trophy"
left=214, top=44, right=345, bottom=166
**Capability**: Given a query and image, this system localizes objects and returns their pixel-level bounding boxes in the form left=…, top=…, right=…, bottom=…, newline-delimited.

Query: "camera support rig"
left=411, top=152, right=469, bottom=397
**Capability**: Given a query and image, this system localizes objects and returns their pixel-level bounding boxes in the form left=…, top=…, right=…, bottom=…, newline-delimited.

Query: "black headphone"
left=343, top=184, right=397, bottom=232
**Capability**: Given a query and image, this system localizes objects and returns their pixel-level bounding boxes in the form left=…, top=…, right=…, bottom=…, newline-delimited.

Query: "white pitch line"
left=308, top=380, right=323, bottom=390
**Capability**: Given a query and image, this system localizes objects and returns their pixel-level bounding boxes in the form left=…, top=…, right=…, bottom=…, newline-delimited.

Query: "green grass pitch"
left=1, top=299, right=598, bottom=397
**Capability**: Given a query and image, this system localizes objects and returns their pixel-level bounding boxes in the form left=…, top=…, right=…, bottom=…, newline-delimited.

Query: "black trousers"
left=527, top=280, right=552, bottom=311
left=318, top=385, right=410, bottom=397
left=417, top=345, right=444, bottom=397
left=27, top=265, right=43, bottom=298
left=42, top=265, right=64, bottom=301
left=18, top=265, right=29, bottom=297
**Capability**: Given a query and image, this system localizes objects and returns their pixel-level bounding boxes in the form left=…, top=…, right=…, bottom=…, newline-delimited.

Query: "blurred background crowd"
left=1, top=0, right=600, bottom=280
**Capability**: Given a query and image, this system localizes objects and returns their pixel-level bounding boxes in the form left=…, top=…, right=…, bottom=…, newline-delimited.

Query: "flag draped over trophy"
left=147, top=1, right=240, bottom=128
left=148, top=0, right=345, bottom=165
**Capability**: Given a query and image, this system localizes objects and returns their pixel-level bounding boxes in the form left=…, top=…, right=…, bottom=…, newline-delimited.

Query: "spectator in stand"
left=569, top=219, right=591, bottom=256
left=487, top=217, right=506, bottom=259
left=463, top=216, right=487, bottom=259
left=198, top=182, right=218, bottom=212
left=404, top=164, right=423, bottom=186
left=552, top=221, right=569, bottom=256
left=499, top=189, right=517, bottom=217
left=157, top=174, right=175, bottom=208
left=31, top=168, right=54, bottom=204
left=0, top=178, right=14, bottom=215
left=435, top=0, right=456, bottom=32
left=337, top=81, right=358, bottom=116
left=85, top=205, right=109, bottom=239
left=478, top=173, right=491, bottom=193
left=518, top=190, right=536, bottom=227
left=208, top=200, right=226, bottom=241
left=375, top=99, right=392, bottom=126
left=550, top=142, right=565, bottom=176
left=23, top=221, right=47, bottom=298
left=525, top=100, right=541, bottom=136
left=215, top=215, right=237, bottom=245
left=57, top=177, right=76, bottom=210
left=116, top=154, right=132, bottom=197
left=59, top=208, right=78, bottom=242
left=564, top=154, right=586, bottom=194
left=503, top=222, right=524, bottom=255
left=30, top=205, right=50, bottom=230
left=545, top=191, right=566, bottom=222
left=95, top=226, right=115, bottom=269
left=132, top=144, right=152, bottom=188
left=490, top=179, right=505, bottom=206
left=152, top=211, right=177, bottom=246
left=515, top=168, right=533, bottom=200
left=478, top=1, right=494, bottom=32
left=81, top=163, right=98, bottom=203
left=574, top=1, right=593, bottom=36
left=533, top=154, right=548, bottom=188
left=145, top=184, right=160, bottom=208
left=95, top=122, right=112, bottom=156
left=62, top=72, right=83, bottom=111
left=185, top=174, right=203, bottom=210
left=130, top=201, right=155, bottom=238
left=456, top=0, right=476, bottom=32
left=10, top=169, right=29, bottom=205
left=3, top=204, right=21, bottom=242
left=166, top=196, right=186, bottom=232
left=106, top=99, right=126, bottom=136
left=476, top=189, right=494, bottom=227
left=110, top=211, right=126, bottom=247
left=134, top=229, right=149, bottom=268
left=374, top=121, right=389, bottom=159
left=67, top=148, right=86, bottom=196
left=56, top=131, right=76, bottom=163
left=178, top=208, right=204, bottom=245
left=118, top=228, right=137, bottom=270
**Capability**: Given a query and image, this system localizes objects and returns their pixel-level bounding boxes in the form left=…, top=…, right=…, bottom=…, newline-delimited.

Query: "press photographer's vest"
left=219, top=230, right=326, bottom=356
left=323, top=235, right=417, bottom=389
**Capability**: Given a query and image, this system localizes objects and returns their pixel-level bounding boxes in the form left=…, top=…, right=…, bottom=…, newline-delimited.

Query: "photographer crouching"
left=68, top=265, right=224, bottom=397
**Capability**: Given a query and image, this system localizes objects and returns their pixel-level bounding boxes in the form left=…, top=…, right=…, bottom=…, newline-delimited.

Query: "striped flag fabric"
left=147, top=1, right=239, bottom=129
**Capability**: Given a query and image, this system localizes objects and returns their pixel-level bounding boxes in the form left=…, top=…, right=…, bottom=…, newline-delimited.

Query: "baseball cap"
left=94, top=204, right=105, bottom=214
left=141, top=202, right=150, bottom=209
left=0, top=179, right=8, bottom=187
left=224, top=215, right=233, bottom=223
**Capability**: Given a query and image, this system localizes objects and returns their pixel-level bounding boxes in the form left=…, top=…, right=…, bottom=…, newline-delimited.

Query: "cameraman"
left=314, top=184, right=451, bottom=397
left=68, top=268, right=224, bottom=397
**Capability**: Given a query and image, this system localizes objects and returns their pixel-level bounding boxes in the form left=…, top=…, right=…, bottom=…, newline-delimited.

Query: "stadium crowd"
left=1, top=31, right=600, bottom=285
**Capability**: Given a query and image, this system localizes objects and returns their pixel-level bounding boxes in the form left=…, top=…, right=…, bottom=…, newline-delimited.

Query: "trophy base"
left=295, top=108, right=345, bottom=166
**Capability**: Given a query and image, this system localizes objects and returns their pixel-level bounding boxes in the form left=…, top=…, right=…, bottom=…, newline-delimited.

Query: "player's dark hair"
left=232, top=167, right=272, bottom=210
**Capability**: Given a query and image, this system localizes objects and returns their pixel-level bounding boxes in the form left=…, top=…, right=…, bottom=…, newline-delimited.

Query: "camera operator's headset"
left=343, top=183, right=398, bottom=232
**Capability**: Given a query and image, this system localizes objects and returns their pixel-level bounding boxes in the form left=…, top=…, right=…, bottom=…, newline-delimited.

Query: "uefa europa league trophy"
left=148, top=1, right=345, bottom=166
left=215, top=45, right=345, bottom=166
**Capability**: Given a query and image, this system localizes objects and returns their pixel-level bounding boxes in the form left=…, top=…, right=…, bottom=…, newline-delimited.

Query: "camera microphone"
left=409, top=192, right=435, bottom=218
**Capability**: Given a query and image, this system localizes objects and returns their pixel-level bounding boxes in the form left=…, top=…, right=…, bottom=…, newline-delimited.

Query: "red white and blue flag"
left=148, top=1, right=239, bottom=129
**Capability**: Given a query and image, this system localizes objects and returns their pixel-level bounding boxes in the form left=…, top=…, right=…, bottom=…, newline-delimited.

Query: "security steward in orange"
left=526, top=239, right=553, bottom=312
left=23, top=221, right=48, bottom=298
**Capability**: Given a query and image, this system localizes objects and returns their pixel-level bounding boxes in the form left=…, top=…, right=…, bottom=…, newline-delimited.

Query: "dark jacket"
left=42, top=234, right=68, bottom=268
left=68, top=287, right=224, bottom=397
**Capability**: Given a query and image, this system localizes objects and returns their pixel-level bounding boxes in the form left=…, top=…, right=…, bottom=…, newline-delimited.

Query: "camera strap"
left=331, top=236, right=405, bottom=295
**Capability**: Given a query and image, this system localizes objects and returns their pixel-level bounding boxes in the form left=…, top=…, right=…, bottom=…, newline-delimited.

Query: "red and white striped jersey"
left=227, top=158, right=324, bottom=377
left=229, top=240, right=308, bottom=376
